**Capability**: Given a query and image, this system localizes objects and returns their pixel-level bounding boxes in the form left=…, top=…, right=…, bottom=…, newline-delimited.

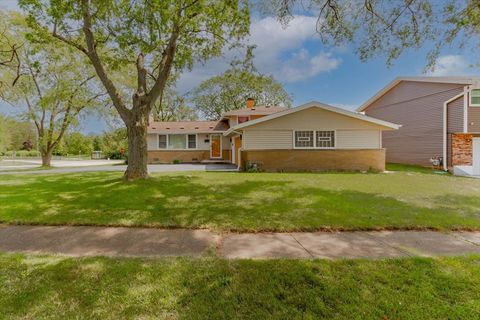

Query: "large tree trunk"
left=41, top=149, right=52, bottom=167
left=124, top=109, right=149, bottom=180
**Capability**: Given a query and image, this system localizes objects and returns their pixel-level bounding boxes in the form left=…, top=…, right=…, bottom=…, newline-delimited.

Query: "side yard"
left=1, top=167, right=480, bottom=231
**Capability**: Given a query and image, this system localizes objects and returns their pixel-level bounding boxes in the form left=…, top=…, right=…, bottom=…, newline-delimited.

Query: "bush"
left=2, top=150, right=40, bottom=157
left=106, top=150, right=127, bottom=160
left=172, top=159, right=182, bottom=164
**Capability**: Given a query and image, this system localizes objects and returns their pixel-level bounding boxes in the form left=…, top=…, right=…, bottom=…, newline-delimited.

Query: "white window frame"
left=157, top=134, right=198, bottom=150
left=470, top=88, right=480, bottom=107
left=293, top=130, right=336, bottom=149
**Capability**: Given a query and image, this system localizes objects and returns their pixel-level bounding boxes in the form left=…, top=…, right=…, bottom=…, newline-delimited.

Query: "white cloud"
left=177, top=15, right=341, bottom=93
left=427, top=55, right=470, bottom=76
left=280, top=49, right=340, bottom=82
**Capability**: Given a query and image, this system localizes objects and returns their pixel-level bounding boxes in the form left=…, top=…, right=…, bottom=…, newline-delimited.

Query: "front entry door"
left=473, top=138, right=480, bottom=175
left=210, top=134, right=222, bottom=159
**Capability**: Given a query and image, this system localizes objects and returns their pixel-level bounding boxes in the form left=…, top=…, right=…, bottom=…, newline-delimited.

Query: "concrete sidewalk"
left=1, top=225, right=480, bottom=259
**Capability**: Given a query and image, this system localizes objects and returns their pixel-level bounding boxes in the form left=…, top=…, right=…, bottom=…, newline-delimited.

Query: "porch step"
left=201, top=159, right=231, bottom=164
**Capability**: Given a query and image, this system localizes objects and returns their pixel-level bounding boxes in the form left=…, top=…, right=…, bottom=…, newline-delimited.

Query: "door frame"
left=473, top=137, right=480, bottom=175
left=210, top=134, right=222, bottom=159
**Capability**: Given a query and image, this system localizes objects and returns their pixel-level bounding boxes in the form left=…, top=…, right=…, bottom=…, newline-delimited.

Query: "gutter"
left=443, top=91, right=466, bottom=171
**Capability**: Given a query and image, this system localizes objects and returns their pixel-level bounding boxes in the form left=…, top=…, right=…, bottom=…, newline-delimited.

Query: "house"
left=359, top=76, right=480, bottom=175
left=147, top=99, right=400, bottom=171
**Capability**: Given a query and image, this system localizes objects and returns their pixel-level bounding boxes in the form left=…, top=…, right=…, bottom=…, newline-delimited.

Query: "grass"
left=1, top=169, right=480, bottom=232
left=0, top=253, right=479, bottom=319
left=386, top=163, right=448, bottom=175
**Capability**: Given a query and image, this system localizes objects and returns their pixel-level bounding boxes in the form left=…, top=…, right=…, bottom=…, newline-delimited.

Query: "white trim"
left=210, top=134, right=222, bottom=159
left=464, top=86, right=469, bottom=132
left=223, top=101, right=400, bottom=136
left=358, top=77, right=479, bottom=112
left=442, top=92, right=465, bottom=171
left=469, top=88, right=480, bottom=107
left=293, top=130, right=336, bottom=149
left=157, top=133, right=198, bottom=151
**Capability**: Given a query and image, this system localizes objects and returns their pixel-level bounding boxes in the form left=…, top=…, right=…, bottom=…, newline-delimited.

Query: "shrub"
left=172, top=159, right=182, bottom=164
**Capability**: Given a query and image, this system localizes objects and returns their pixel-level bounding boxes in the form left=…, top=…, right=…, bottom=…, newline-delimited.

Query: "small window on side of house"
left=471, top=89, right=480, bottom=106
left=188, top=134, right=196, bottom=149
left=295, top=131, right=314, bottom=148
left=316, top=131, right=335, bottom=148
left=158, top=135, right=167, bottom=149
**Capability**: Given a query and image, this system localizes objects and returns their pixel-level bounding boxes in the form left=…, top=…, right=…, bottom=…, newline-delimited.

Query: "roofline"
left=148, top=130, right=225, bottom=134
left=224, top=101, right=401, bottom=136
left=357, top=76, right=478, bottom=112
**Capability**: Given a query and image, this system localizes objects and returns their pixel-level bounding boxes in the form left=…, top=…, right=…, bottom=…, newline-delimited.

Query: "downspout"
left=443, top=91, right=467, bottom=172
left=443, top=100, right=448, bottom=171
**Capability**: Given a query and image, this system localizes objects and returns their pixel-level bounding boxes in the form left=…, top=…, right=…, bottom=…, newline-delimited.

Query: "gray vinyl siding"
left=364, top=81, right=465, bottom=166
left=447, top=96, right=464, bottom=133
left=468, top=107, right=480, bottom=132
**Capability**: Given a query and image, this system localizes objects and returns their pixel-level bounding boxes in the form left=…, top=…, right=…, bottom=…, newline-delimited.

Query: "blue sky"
left=1, top=1, right=479, bottom=134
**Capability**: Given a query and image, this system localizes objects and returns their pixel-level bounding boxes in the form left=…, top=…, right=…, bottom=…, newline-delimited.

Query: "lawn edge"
left=2, top=220, right=480, bottom=234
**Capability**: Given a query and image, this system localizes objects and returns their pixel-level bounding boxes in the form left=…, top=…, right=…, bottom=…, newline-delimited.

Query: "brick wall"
left=240, top=149, right=386, bottom=172
left=451, top=134, right=473, bottom=166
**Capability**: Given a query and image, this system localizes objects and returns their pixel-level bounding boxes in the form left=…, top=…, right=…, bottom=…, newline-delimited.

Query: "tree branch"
left=80, top=0, right=130, bottom=121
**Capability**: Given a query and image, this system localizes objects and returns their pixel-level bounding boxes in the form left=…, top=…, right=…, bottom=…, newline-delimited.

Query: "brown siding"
left=447, top=96, right=464, bottom=133
left=148, top=150, right=230, bottom=164
left=241, top=149, right=385, bottom=172
left=468, top=107, right=480, bottom=132
left=364, top=81, right=464, bottom=166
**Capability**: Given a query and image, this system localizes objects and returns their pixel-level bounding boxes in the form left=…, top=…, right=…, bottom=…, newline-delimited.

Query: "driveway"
left=0, top=162, right=237, bottom=175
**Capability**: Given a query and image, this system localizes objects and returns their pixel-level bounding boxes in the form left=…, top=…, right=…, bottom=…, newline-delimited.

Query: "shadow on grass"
left=1, top=254, right=480, bottom=319
left=1, top=172, right=480, bottom=231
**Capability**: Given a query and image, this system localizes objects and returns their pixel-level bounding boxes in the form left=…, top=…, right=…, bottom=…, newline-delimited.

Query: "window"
left=168, top=134, right=186, bottom=149
left=158, top=135, right=167, bottom=149
left=316, top=131, right=335, bottom=148
left=294, top=130, right=335, bottom=149
left=188, top=134, right=196, bottom=149
left=471, top=89, right=480, bottom=106
left=295, top=131, right=314, bottom=148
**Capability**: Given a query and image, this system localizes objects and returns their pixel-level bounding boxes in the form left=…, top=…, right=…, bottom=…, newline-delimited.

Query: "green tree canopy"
left=0, top=11, right=106, bottom=166
left=190, top=48, right=292, bottom=120
left=19, top=0, right=250, bottom=179
left=264, top=0, right=480, bottom=69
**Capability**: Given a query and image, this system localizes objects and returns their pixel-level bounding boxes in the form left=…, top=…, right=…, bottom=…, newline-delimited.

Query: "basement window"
left=471, top=89, right=480, bottom=106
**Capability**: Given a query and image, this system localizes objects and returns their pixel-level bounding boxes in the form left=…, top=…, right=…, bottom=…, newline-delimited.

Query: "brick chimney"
left=246, top=98, right=254, bottom=109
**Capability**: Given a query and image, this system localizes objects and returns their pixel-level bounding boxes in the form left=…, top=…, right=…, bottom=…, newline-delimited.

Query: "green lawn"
left=1, top=169, right=480, bottom=231
left=0, top=253, right=479, bottom=319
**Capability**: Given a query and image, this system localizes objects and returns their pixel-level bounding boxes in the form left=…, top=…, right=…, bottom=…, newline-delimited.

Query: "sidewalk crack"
left=289, top=233, right=314, bottom=258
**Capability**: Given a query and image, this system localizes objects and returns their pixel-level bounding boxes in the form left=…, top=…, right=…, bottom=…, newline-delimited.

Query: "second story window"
left=471, top=89, right=480, bottom=106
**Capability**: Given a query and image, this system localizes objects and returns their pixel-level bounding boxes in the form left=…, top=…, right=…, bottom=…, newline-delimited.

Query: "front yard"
left=1, top=166, right=480, bottom=231
left=1, top=253, right=479, bottom=319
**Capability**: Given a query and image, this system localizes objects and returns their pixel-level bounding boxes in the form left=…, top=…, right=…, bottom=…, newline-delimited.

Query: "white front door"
left=473, top=138, right=480, bottom=175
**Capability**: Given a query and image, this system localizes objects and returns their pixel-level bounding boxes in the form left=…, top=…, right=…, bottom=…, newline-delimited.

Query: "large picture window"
left=471, top=89, right=480, bottom=106
left=294, top=130, right=335, bottom=149
left=294, top=131, right=314, bottom=148
left=158, top=134, right=197, bottom=150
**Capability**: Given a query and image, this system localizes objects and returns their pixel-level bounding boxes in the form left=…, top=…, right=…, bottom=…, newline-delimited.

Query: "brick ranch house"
left=147, top=100, right=400, bottom=172
left=358, top=77, right=480, bottom=176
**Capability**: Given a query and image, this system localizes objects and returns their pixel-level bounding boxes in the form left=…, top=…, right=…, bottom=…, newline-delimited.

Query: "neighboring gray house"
left=358, top=76, right=480, bottom=175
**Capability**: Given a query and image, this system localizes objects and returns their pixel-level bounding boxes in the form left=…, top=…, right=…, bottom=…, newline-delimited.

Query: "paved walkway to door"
left=1, top=225, right=480, bottom=259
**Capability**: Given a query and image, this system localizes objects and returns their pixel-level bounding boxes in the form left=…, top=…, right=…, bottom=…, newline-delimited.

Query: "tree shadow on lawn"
left=2, top=254, right=480, bottom=319
left=1, top=173, right=480, bottom=231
